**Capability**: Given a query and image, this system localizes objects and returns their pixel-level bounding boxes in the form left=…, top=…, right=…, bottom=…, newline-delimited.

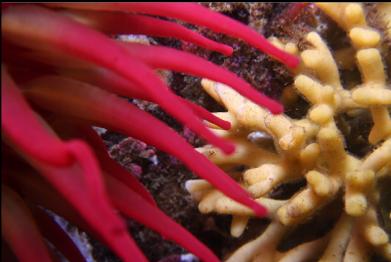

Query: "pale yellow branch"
left=319, top=214, right=353, bottom=261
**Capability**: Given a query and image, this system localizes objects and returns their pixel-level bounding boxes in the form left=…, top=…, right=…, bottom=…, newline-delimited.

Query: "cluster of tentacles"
left=1, top=3, right=301, bottom=262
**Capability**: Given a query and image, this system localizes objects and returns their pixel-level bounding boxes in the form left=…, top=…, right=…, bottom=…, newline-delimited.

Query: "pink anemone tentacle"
left=34, top=3, right=285, bottom=114
left=30, top=143, right=147, bottom=262
left=123, top=42, right=283, bottom=113
left=106, top=175, right=220, bottom=262
left=14, top=21, right=282, bottom=115
left=44, top=3, right=300, bottom=68
left=55, top=67, right=231, bottom=130
left=31, top=207, right=86, bottom=262
left=8, top=167, right=104, bottom=241
left=24, top=76, right=268, bottom=217
left=2, top=71, right=146, bottom=261
left=2, top=185, right=52, bottom=262
left=6, top=6, right=283, bottom=114
left=46, top=118, right=157, bottom=206
left=62, top=10, right=233, bottom=55
left=182, top=99, right=231, bottom=130
left=10, top=176, right=88, bottom=235
left=1, top=4, right=284, bottom=260
left=73, top=125, right=157, bottom=206
left=8, top=161, right=221, bottom=262
left=2, top=5, right=234, bottom=154
left=8, top=166, right=147, bottom=262
left=1, top=68, right=71, bottom=166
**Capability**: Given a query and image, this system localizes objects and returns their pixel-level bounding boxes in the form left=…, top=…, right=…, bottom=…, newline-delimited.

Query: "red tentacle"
left=123, top=43, right=283, bottom=114
left=24, top=76, right=267, bottom=217
left=52, top=120, right=157, bottom=206
left=2, top=185, right=52, bottom=262
left=8, top=165, right=89, bottom=230
left=2, top=5, right=236, bottom=153
left=181, top=99, right=231, bottom=130
left=33, top=143, right=147, bottom=262
left=64, top=10, right=233, bottom=55
left=1, top=68, right=71, bottom=166
left=1, top=70, right=146, bottom=261
left=32, top=207, right=85, bottom=262
left=45, top=2, right=300, bottom=68
left=8, top=165, right=146, bottom=262
left=107, top=175, right=220, bottom=262
left=57, top=67, right=231, bottom=129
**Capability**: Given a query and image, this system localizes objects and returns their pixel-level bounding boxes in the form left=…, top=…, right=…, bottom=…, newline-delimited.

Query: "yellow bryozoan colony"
left=186, top=3, right=391, bottom=261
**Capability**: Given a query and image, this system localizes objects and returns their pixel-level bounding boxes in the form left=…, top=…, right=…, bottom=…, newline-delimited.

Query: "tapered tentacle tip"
left=219, top=140, right=236, bottom=155
left=221, top=45, right=234, bottom=56
left=220, top=119, right=232, bottom=130
left=285, top=54, right=301, bottom=69
left=206, top=115, right=231, bottom=130
left=270, top=102, right=284, bottom=115
left=250, top=201, right=268, bottom=217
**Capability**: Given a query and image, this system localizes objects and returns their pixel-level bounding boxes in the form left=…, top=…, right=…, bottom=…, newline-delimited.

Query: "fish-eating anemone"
left=1, top=3, right=299, bottom=261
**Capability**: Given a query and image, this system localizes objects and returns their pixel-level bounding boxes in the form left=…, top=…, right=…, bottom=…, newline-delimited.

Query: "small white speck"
left=149, top=155, right=159, bottom=165
left=180, top=253, right=199, bottom=262
left=92, top=126, right=107, bottom=136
